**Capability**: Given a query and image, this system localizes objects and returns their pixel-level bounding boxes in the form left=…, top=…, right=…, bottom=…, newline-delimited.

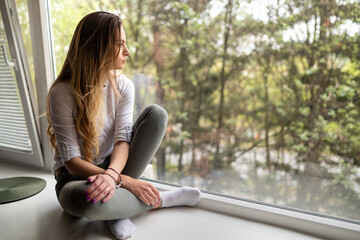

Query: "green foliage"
left=333, top=159, right=356, bottom=189
left=48, top=0, right=360, bottom=178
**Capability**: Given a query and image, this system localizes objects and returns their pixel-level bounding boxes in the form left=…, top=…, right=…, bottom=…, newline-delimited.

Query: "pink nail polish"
left=86, top=196, right=90, bottom=201
left=102, top=199, right=106, bottom=203
left=84, top=192, right=89, bottom=196
left=92, top=199, right=96, bottom=203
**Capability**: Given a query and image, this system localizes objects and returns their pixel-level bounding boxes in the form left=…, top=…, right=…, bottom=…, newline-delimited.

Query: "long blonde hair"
left=47, top=11, right=121, bottom=163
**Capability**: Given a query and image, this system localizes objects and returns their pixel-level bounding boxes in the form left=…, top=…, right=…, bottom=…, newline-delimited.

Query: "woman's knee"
left=59, top=181, right=91, bottom=218
left=146, top=104, right=168, bottom=127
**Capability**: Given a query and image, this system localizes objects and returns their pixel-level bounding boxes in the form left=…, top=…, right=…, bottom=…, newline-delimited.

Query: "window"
left=0, top=17, right=32, bottom=152
left=49, top=0, right=360, bottom=223
left=0, top=0, right=43, bottom=166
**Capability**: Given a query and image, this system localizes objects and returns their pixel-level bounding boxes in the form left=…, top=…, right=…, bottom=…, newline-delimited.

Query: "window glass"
left=49, top=0, right=360, bottom=222
left=0, top=8, right=32, bottom=152
left=15, top=0, right=35, bottom=87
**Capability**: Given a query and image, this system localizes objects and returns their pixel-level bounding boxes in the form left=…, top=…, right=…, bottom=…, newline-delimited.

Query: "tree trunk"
left=215, top=0, right=233, bottom=169
left=151, top=2, right=166, bottom=179
left=263, top=63, right=271, bottom=167
left=305, top=0, right=330, bottom=165
left=177, top=18, right=189, bottom=172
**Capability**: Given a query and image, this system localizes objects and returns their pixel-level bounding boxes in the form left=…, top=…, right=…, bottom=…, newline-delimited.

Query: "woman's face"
left=114, top=26, right=130, bottom=70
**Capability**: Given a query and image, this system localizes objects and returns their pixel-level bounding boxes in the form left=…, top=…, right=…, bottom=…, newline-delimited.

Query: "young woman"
left=47, top=11, right=201, bottom=240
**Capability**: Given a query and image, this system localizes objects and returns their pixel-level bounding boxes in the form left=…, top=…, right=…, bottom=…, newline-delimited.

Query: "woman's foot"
left=159, top=187, right=201, bottom=208
left=108, top=218, right=136, bottom=240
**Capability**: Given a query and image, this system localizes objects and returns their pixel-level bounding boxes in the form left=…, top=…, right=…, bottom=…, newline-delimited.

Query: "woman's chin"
left=113, top=65, right=124, bottom=70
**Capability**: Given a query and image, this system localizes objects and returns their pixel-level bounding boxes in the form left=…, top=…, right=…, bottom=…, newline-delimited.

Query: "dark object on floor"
left=0, top=177, right=46, bottom=204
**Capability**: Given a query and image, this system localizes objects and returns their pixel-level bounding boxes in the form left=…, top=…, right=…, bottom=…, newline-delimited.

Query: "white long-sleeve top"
left=49, top=75, right=134, bottom=173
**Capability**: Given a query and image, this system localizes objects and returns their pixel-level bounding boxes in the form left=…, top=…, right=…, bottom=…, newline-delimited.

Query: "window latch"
left=1, top=44, right=17, bottom=70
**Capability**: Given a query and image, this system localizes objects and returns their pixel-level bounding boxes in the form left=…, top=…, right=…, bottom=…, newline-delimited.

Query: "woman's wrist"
left=103, top=172, right=117, bottom=187
left=105, top=168, right=122, bottom=188
left=104, top=169, right=117, bottom=178
left=120, top=175, right=132, bottom=190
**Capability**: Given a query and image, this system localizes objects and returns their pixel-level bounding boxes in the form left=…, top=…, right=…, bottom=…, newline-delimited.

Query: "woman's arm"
left=64, top=141, right=129, bottom=178
left=121, top=175, right=161, bottom=206
left=85, top=141, right=160, bottom=205
left=111, top=141, right=161, bottom=206
left=78, top=141, right=128, bottom=203
left=108, top=141, right=129, bottom=174
left=64, top=157, right=105, bottom=178
left=109, top=141, right=161, bottom=206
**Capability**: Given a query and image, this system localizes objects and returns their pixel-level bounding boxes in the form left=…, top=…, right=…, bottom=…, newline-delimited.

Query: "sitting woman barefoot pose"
left=47, top=11, right=201, bottom=239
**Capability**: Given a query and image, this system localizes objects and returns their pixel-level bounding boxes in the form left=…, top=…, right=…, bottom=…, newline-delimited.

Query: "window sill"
left=146, top=179, right=360, bottom=240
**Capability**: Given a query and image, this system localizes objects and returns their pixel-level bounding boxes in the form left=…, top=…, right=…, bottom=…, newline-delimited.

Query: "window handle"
left=1, top=44, right=17, bottom=69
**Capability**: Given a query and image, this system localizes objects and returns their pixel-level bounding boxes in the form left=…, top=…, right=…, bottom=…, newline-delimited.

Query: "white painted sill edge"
left=146, top=180, right=360, bottom=240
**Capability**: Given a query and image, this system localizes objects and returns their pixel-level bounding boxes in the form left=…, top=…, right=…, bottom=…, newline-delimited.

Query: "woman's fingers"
left=129, top=180, right=161, bottom=206
left=144, top=184, right=161, bottom=206
left=86, top=181, right=106, bottom=203
left=85, top=174, right=115, bottom=203
left=85, top=175, right=100, bottom=197
left=87, top=175, right=96, bottom=183
left=144, top=187, right=159, bottom=206
left=144, top=191, right=156, bottom=206
left=91, top=183, right=113, bottom=203
left=101, top=188, right=114, bottom=203
left=149, top=184, right=161, bottom=202
left=139, top=194, right=151, bottom=206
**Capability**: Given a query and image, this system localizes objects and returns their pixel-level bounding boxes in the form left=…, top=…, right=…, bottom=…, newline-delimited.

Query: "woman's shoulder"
left=115, top=74, right=133, bottom=86
left=48, top=81, right=72, bottom=102
left=114, top=74, right=134, bottom=93
left=49, top=80, right=71, bottom=94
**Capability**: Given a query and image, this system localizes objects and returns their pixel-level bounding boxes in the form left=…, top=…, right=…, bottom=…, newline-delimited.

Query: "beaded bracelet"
left=115, top=175, right=123, bottom=189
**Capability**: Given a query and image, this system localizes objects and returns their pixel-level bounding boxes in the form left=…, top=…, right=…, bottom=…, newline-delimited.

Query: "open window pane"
left=0, top=11, right=32, bottom=153
left=0, top=0, right=43, bottom=167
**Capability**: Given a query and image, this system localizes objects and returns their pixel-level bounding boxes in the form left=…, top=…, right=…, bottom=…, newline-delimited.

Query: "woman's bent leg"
left=57, top=104, right=167, bottom=220
left=59, top=180, right=152, bottom=220
left=122, top=104, right=168, bottom=178
left=106, top=104, right=167, bottom=238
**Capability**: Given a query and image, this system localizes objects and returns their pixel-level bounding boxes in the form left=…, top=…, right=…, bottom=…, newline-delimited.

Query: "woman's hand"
left=85, top=173, right=116, bottom=203
left=124, top=176, right=161, bottom=206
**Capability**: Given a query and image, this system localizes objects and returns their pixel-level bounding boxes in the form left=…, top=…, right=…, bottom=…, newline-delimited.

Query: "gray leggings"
left=55, top=104, right=168, bottom=220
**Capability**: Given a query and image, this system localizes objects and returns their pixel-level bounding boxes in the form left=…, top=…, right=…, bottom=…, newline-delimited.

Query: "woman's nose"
left=124, top=46, right=130, bottom=56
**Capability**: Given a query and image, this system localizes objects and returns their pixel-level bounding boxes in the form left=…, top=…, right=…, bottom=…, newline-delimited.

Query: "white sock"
left=108, top=218, right=136, bottom=240
left=160, top=187, right=201, bottom=208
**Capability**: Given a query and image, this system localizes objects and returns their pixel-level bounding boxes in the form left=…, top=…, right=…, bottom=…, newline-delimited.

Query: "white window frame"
left=27, top=0, right=55, bottom=171
left=26, top=0, right=360, bottom=238
left=150, top=181, right=360, bottom=239
left=0, top=0, right=44, bottom=167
